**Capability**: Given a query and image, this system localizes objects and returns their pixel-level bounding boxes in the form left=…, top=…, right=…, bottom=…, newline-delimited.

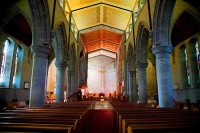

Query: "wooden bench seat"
left=0, top=122, right=75, bottom=133
left=122, top=117, right=200, bottom=133
left=126, top=123, right=199, bottom=133
left=108, top=101, right=200, bottom=133
left=6, top=101, right=28, bottom=109
left=0, top=101, right=95, bottom=133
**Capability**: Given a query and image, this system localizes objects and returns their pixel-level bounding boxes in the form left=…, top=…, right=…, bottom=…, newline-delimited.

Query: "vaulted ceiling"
left=80, top=29, right=123, bottom=53
left=67, top=0, right=135, bottom=30
left=66, top=0, right=137, bottom=57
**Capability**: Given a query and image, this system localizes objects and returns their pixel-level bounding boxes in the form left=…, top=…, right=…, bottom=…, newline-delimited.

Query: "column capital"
left=151, top=45, right=173, bottom=55
left=31, top=45, right=52, bottom=58
left=55, top=62, right=67, bottom=69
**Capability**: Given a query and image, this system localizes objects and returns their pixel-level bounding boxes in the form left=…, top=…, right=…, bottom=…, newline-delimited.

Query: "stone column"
left=67, top=70, right=73, bottom=98
left=69, top=70, right=76, bottom=94
left=128, top=71, right=137, bottom=102
left=29, top=45, right=52, bottom=107
left=55, top=62, right=67, bottom=102
left=151, top=45, right=174, bottom=108
left=136, top=63, right=148, bottom=103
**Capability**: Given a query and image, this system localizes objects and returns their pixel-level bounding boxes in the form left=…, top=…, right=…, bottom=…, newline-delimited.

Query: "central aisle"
left=86, top=102, right=116, bottom=133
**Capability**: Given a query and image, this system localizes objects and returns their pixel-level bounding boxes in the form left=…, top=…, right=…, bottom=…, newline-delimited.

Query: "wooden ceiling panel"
left=81, top=29, right=123, bottom=44
left=72, top=5, right=101, bottom=30
left=81, top=29, right=122, bottom=53
left=3, top=13, right=32, bottom=47
left=85, top=41, right=101, bottom=52
left=68, top=0, right=100, bottom=10
left=103, top=5, right=131, bottom=30
left=67, top=0, right=136, bottom=11
left=69, top=1, right=133, bottom=31
left=67, top=0, right=135, bottom=54
left=102, top=29, right=122, bottom=44
left=81, top=29, right=101, bottom=44
left=102, top=41, right=119, bottom=52
left=84, top=41, right=119, bottom=53
left=104, top=0, right=136, bottom=11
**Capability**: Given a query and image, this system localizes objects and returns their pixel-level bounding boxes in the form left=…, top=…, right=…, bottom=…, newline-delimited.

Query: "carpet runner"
left=86, top=110, right=116, bottom=133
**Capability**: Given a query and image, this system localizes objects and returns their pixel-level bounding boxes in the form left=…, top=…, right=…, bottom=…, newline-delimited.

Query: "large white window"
left=0, top=40, right=9, bottom=82
left=195, top=42, right=200, bottom=77
left=12, top=45, right=24, bottom=88
left=184, top=48, right=190, bottom=86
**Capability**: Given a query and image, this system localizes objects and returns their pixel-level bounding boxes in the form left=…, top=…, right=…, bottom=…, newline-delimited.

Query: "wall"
left=87, top=55, right=117, bottom=94
left=0, top=88, right=30, bottom=102
left=173, top=89, right=200, bottom=103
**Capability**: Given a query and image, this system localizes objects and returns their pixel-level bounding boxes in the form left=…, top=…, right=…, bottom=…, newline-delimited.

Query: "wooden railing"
left=66, top=91, right=78, bottom=102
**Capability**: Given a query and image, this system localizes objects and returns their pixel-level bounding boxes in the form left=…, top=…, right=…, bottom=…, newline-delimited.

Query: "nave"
left=0, top=100, right=200, bottom=133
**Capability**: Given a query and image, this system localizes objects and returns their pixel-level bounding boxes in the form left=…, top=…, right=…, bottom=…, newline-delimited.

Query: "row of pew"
left=108, top=101, right=200, bottom=133
left=0, top=101, right=95, bottom=133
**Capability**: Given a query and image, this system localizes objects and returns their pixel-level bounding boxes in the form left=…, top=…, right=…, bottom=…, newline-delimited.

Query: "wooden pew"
left=6, top=101, right=29, bottom=109
left=0, top=122, right=75, bottom=133
left=0, top=101, right=95, bottom=133
left=122, top=117, right=200, bottom=133
left=126, top=123, right=199, bottom=133
left=109, top=101, right=200, bottom=133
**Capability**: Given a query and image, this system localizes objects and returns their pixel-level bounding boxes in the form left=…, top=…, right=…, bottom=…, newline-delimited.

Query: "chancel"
left=0, top=0, right=200, bottom=132
left=98, top=66, right=106, bottom=87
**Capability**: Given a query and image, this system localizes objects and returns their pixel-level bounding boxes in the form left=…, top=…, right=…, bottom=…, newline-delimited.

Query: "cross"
left=98, top=66, right=105, bottom=87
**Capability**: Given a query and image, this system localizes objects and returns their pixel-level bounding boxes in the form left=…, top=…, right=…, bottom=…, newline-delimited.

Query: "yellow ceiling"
left=66, top=0, right=136, bottom=31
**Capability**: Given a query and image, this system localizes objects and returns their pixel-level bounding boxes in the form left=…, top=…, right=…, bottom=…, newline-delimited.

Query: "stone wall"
left=173, top=89, right=200, bottom=103
left=0, top=88, right=30, bottom=102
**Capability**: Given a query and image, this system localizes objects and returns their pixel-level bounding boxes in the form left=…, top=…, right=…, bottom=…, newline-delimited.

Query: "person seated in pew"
left=156, top=105, right=160, bottom=108
left=183, top=104, right=189, bottom=109
left=191, top=105, right=199, bottom=111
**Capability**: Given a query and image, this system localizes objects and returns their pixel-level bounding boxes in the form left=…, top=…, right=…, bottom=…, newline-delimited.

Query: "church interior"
left=0, top=0, right=200, bottom=132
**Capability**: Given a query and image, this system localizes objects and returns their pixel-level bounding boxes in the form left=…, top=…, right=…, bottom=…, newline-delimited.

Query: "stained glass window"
left=184, top=48, right=190, bottom=86
left=195, top=42, right=200, bottom=77
left=0, top=40, right=9, bottom=82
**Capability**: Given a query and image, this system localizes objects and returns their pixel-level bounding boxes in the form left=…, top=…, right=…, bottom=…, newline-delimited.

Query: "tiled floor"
left=94, top=99, right=157, bottom=109
left=94, top=101, right=109, bottom=109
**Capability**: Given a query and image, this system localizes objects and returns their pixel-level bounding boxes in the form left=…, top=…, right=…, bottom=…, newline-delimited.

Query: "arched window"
left=180, top=45, right=190, bottom=88
left=0, top=40, right=9, bottom=82
left=0, top=38, right=14, bottom=88
left=13, top=47, right=18, bottom=76
left=185, top=39, right=199, bottom=88
left=195, top=42, right=200, bottom=76
left=12, top=45, right=24, bottom=88
left=184, top=48, right=190, bottom=86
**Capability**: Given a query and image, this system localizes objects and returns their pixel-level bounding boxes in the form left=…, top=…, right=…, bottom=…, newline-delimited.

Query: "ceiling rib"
left=67, top=0, right=136, bottom=57
left=79, top=24, right=124, bottom=33
left=71, top=2, right=132, bottom=13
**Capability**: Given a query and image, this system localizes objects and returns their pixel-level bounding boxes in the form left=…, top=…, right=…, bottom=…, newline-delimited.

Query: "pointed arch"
left=152, top=0, right=176, bottom=47
left=68, top=42, right=76, bottom=70
left=53, top=22, right=68, bottom=63
left=28, top=0, right=51, bottom=46
left=136, top=22, right=149, bottom=63
left=171, top=10, right=200, bottom=47
left=127, top=43, right=135, bottom=71
left=0, top=8, right=32, bottom=47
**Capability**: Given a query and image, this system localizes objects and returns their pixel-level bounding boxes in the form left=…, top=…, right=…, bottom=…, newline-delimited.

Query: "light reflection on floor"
left=95, top=101, right=109, bottom=110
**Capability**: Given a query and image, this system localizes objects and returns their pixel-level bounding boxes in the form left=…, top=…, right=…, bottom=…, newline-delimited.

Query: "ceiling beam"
left=72, top=2, right=132, bottom=13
